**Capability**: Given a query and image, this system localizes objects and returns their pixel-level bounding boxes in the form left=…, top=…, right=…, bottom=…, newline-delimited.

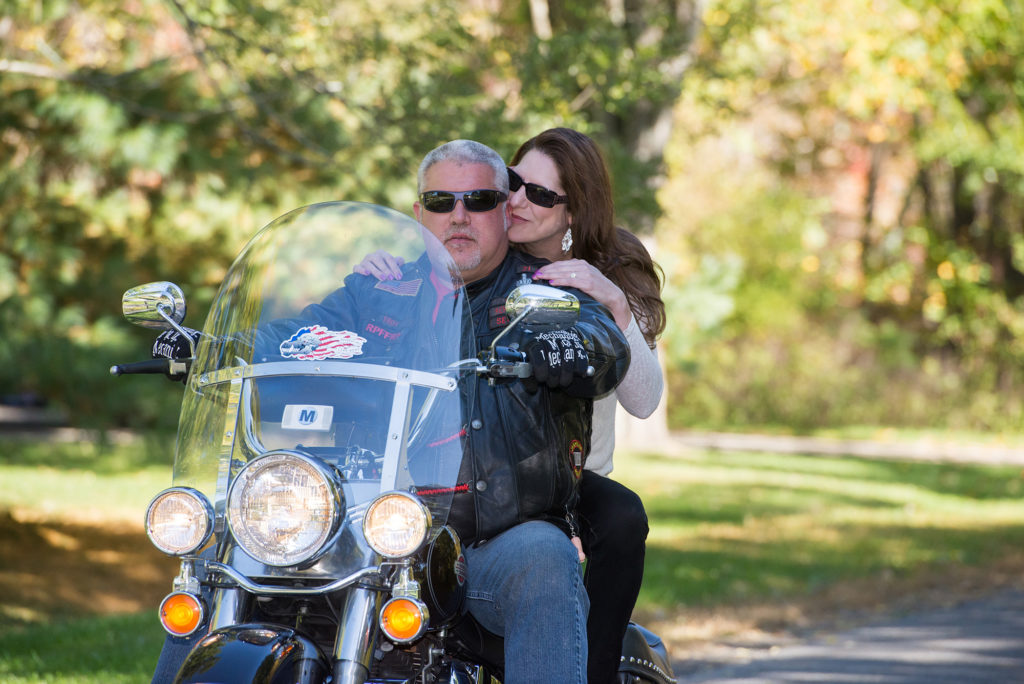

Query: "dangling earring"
left=561, top=227, right=573, bottom=253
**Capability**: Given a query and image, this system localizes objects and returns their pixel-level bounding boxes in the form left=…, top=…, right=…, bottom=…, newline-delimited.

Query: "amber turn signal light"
left=159, top=591, right=204, bottom=636
left=379, top=597, right=428, bottom=643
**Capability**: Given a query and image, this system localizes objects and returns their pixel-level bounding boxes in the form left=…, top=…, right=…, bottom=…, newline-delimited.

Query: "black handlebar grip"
left=109, top=359, right=175, bottom=376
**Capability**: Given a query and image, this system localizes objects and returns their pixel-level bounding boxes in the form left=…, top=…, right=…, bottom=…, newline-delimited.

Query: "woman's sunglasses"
left=419, top=189, right=508, bottom=214
left=507, top=168, right=569, bottom=208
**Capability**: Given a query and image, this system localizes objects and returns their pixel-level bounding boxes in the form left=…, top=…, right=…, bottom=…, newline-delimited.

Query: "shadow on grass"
left=0, top=510, right=179, bottom=632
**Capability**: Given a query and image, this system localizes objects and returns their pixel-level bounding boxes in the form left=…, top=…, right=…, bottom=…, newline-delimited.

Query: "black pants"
left=578, top=469, right=649, bottom=684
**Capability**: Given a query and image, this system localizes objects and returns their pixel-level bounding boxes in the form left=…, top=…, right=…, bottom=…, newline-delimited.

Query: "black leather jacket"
left=258, top=248, right=630, bottom=546
left=450, top=249, right=630, bottom=545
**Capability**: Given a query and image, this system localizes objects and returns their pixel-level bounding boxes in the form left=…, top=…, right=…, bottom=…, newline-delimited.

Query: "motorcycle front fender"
left=174, top=623, right=330, bottom=684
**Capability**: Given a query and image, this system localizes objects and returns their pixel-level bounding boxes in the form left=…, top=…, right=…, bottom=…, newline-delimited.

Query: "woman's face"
left=508, top=149, right=572, bottom=261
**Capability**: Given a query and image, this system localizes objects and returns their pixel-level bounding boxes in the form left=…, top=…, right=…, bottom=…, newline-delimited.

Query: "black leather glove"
left=524, top=329, right=589, bottom=389
left=152, top=327, right=201, bottom=360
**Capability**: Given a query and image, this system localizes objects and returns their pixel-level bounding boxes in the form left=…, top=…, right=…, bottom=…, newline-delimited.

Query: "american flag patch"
left=374, top=278, right=422, bottom=297
left=280, top=325, right=367, bottom=360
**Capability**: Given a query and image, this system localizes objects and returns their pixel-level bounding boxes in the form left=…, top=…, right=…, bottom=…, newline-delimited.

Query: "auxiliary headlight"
left=146, top=487, right=214, bottom=556
left=363, top=491, right=431, bottom=559
left=227, top=451, right=343, bottom=567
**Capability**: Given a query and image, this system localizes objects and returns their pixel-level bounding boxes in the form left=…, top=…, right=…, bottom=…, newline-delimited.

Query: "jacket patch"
left=280, top=325, right=367, bottom=360
left=569, top=439, right=584, bottom=478
left=364, top=322, right=401, bottom=341
left=374, top=278, right=422, bottom=297
left=488, top=297, right=509, bottom=330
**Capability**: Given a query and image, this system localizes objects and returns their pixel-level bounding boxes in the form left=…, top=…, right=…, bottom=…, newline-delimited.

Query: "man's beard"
left=444, top=225, right=481, bottom=274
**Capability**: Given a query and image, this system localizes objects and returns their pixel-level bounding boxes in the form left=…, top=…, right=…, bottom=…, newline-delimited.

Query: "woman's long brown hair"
left=510, top=128, right=666, bottom=345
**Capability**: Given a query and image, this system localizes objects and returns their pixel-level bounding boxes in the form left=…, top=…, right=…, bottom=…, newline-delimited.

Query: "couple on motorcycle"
left=152, top=138, right=635, bottom=683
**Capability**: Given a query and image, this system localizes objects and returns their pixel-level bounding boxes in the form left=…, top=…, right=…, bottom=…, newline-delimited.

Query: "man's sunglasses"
left=419, top=189, right=508, bottom=213
left=507, top=168, right=569, bottom=208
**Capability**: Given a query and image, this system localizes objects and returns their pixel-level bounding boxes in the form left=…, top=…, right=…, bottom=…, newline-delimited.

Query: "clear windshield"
left=173, top=202, right=473, bottom=537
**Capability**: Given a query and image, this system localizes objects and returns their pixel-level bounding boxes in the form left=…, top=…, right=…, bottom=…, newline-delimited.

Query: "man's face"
left=414, top=160, right=510, bottom=283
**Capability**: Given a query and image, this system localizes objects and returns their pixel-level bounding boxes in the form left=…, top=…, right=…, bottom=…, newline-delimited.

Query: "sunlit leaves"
left=658, top=0, right=1024, bottom=430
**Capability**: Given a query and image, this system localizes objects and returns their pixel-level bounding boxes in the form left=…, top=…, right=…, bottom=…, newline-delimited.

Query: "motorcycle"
left=112, top=201, right=675, bottom=684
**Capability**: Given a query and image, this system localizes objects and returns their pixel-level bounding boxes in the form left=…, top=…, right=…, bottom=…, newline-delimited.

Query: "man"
left=407, top=139, right=629, bottom=683
left=151, top=140, right=629, bottom=684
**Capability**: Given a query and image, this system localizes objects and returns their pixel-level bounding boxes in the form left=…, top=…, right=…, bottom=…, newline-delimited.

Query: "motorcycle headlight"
left=146, top=487, right=214, bottom=556
left=227, top=451, right=343, bottom=567
left=363, top=491, right=431, bottom=559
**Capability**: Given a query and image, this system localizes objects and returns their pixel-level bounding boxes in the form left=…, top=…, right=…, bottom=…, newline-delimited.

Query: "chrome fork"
left=331, top=586, right=382, bottom=684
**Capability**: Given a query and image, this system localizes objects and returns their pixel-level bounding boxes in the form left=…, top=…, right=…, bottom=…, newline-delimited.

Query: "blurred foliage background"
left=1, top=0, right=1023, bottom=434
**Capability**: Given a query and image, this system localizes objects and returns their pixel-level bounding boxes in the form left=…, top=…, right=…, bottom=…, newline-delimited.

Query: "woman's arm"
left=535, top=259, right=663, bottom=417
left=616, top=314, right=663, bottom=418
left=534, top=259, right=632, bottom=330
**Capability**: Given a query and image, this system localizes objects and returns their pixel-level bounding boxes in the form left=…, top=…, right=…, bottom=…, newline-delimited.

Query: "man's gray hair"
left=417, top=140, right=509, bottom=194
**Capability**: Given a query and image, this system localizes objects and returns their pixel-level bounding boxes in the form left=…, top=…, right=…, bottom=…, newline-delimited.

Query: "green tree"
left=661, top=0, right=1024, bottom=431
left=1, top=0, right=702, bottom=426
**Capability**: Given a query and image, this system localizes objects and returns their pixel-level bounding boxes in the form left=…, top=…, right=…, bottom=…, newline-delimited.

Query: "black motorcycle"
left=113, top=201, right=675, bottom=684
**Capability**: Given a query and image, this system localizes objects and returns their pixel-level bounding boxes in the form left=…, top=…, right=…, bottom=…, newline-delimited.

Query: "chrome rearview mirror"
left=122, top=281, right=187, bottom=330
left=504, top=283, right=580, bottom=328
left=488, top=283, right=580, bottom=361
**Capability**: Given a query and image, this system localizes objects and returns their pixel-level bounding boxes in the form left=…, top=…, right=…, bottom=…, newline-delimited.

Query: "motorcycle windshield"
left=173, top=202, right=473, bottom=558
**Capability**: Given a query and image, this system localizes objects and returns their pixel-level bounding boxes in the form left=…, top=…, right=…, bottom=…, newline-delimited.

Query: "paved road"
left=672, top=589, right=1024, bottom=683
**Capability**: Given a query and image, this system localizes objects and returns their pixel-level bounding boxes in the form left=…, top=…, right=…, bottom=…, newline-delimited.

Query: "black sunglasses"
left=507, top=167, right=569, bottom=208
left=419, top=189, right=508, bottom=213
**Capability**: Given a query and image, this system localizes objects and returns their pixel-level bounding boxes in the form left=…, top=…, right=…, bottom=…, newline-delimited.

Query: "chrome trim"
left=213, top=374, right=244, bottom=534
left=172, top=558, right=202, bottom=595
left=122, top=281, right=187, bottom=330
left=209, top=586, right=248, bottom=632
left=333, top=587, right=381, bottom=682
left=197, top=360, right=457, bottom=392
left=203, top=560, right=382, bottom=595
left=382, top=372, right=413, bottom=489
left=504, top=282, right=579, bottom=322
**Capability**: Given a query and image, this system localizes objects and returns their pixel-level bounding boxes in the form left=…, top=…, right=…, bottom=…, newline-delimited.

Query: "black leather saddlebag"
left=617, top=622, right=676, bottom=684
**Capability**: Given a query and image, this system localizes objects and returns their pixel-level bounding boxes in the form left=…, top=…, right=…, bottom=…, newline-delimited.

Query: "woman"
left=359, top=128, right=666, bottom=684
left=509, top=128, right=665, bottom=684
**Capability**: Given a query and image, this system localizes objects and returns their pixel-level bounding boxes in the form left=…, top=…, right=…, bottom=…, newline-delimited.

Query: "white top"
left=585, top=315, right=663, bottom=475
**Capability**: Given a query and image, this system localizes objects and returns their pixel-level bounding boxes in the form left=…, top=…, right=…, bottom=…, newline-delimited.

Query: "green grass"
left=684, top=423, right=1024, bottom=448
left=0, top=613, right=164, bottom=683
left=615, top=447, right=1024, bottom=611
left=3, top=436, right=1024, bottom=681
left=0, top=438, right=173, bottom=523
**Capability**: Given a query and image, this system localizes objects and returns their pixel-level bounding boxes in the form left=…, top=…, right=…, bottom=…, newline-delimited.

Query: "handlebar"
left=110, top=358, right=191, bottom=377
left=479, top=347, right=594, bottom=381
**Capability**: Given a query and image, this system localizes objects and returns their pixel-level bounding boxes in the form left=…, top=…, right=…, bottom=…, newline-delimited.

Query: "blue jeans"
left=463, top=520, right=589, bottom=684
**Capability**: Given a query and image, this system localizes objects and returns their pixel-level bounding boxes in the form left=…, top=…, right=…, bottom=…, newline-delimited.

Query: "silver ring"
left=570, top=272, right=576, bottom=279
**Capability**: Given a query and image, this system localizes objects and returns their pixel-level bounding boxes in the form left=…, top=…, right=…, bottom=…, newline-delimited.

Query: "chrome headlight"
left=363, top=491, right=431, bottom=559
left=146, top=487, right=214, bottom=556
left=227, top=451, right=343, bottom=567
